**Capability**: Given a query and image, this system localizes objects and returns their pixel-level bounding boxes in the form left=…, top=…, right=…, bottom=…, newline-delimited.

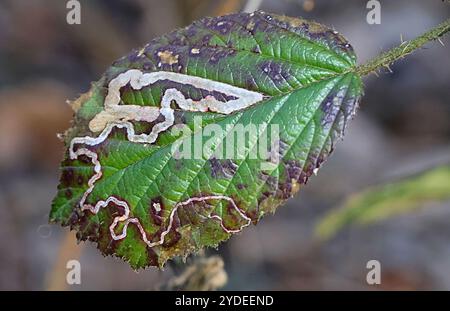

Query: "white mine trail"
left=70, top=69, right=261, bottom=247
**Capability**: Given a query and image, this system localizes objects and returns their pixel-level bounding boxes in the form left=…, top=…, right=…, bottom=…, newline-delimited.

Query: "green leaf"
left=315, top=165, right=450, bottom=241
left=50, top=11, right=362, bottom=269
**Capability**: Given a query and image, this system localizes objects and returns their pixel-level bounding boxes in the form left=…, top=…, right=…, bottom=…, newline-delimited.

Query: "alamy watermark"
left=366, top=259, right=381, bottom=285
left=366, top=0, right=381, bottom=25
left=66, top=0, right=81, bottom=25
left=170, top=116, right=281, bottom=171
left=66, top=259, right=81, bottom=285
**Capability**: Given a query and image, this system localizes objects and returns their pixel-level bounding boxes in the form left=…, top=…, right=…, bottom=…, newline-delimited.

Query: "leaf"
left=50, top=11, right=363, bottom=269
left=315, top=165, right=450, bottom=241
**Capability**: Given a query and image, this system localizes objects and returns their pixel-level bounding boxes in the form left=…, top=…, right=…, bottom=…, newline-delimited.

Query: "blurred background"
left=0, top=0, right=449, bottom=290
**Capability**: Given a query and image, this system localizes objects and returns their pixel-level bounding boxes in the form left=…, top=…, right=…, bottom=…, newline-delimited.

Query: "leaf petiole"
left=355, top=18, right=450, bottom=76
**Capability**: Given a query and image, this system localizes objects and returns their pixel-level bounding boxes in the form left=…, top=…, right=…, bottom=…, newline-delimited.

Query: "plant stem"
left=355, top=18, right=450, bottom=76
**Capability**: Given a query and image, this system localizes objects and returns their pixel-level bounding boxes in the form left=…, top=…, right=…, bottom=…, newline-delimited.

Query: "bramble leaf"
left=50, top=11, right=362, bottom=269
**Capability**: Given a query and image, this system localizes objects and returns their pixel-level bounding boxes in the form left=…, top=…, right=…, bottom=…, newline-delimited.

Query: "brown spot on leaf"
left=177, top=199, right=210, bottom=227
left=201, top=34, right=212, bottom=45
left=209, top=157, right=238, bottom=179
left=149, top=197, right=164, bottom=226
left=77, top=154, right=91, bottom=164
left=67, top=84, right=97, bottom=113
left=236, top=183, right=246, bottom=190
left=68, top=209, right=81, bottom=228
left=60, top=168, right=74, bottom=187
left=77, top=175, right=84, bottom=185
left=320, top=90, right=343, bottom=127
left=157, top=50, right=179, bottom=65
left=146, top=246, right=159, bottom=267
left=246, top=20, right=256, bottom=32
left=219, top=200, right=251, bottom=230
left=208, top=49, right=236, bottom=64
left=65, top=189, right=73, bottom=199
left=260, top=61, right=288, bottom=82
left=75, top=212, right=100, bottom=243
left=162, top=213, right=181, bottom=248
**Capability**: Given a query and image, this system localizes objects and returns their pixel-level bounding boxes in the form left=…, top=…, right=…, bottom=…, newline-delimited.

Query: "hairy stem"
left=355, top=18, right=450, bottom=76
